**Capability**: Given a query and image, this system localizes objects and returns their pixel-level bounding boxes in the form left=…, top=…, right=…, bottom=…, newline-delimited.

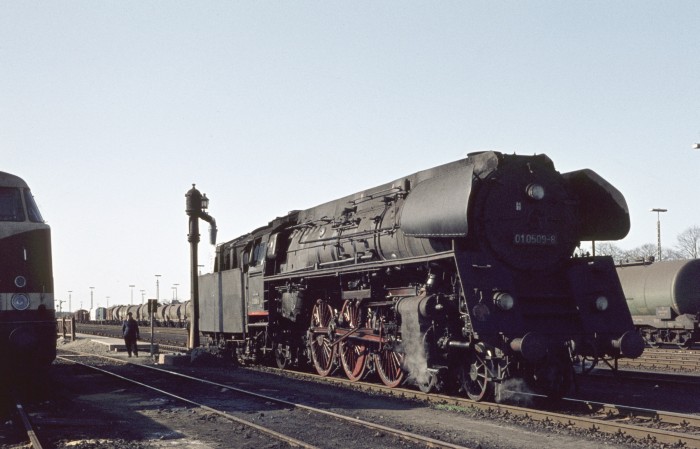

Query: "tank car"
left=199, top=151, right=644, bottom=400
left=102, top=301, right=191, bottom=327
left=138, top=303, right=150, bottom=323
left=161, top=303, right=174, bottom=326
left=0, top=171, right=55, bottom=380
left=163, top=302, right=187, bottom=327
left=126, top=304, right=140, bottom=321
left=155, top=302, right=166, bottom=323
left=617, top=259, right=700, bottom=348
left=113, top=305, right=128, bottom=322
left=106, top=305, right=118, bottom=322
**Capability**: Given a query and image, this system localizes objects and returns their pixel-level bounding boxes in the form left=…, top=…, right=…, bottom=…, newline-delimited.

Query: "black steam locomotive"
left=199, top=151, right=644, bottom=400
left=0, top=171, right=55, bottom=381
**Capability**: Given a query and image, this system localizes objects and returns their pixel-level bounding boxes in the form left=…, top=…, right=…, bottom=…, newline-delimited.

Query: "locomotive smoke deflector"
left=561, top=169, right=630, bottom=241
left=401, top=164, right=474, bottom=237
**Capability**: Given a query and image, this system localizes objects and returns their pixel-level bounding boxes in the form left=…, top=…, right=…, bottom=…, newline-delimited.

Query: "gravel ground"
left=0, top=337, right=683, bottom=449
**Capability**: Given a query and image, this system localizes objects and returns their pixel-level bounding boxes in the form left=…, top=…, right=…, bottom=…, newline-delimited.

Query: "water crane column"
left=185, top=184, right=217, bottom=350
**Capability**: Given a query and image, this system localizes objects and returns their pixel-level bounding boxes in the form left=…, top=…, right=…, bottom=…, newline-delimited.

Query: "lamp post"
left=172, top=284, right=179, bottom=301
left=106, top=296, right=110, bottom=307
left=651, top=208, right=668, bottom=261
left=129, top=284, right=135, bottom=305
left=140, top=289, right=145, bottom=304
left=68, top=290, right=72, bottom=313
left=186, top=184, right=217, bottom=350
left=155, top=275, right=161, bottom=301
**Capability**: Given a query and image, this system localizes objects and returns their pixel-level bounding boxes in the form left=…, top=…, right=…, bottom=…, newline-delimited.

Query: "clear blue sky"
left=2, top=2, right=698, bottom=312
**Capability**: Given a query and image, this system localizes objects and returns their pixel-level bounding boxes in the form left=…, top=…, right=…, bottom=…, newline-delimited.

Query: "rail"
left=15, top=400, right=43, bottom=449
left=261, top=365, right=700, bottom=448
left=59, top=351, right=475, bottom=449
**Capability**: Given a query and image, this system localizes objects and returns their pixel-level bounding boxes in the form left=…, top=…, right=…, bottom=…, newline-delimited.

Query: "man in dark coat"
left=122, top=312, right=140, bottom=357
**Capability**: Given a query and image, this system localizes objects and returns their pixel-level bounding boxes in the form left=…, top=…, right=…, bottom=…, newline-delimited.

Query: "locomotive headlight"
left=11, top=294, right=30, bottom=310
left=494, top=292, right=515, bottom=311
left=594, top=296, right=609, bottom=312
left=14, top=276, right=27, bottom=288
left=526, top=183, right=545, bottom=200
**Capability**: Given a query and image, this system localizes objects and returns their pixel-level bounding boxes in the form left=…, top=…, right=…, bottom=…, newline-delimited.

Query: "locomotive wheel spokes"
left=340, top=299, right=361, bottom=327
left=375, top=346, right=405, bottom=387
left=309, top=301, right=335, bottom=377
left=460, top=352, right=494, bottom=401
left=340, top=340, right=368, bottom=381
left=339, top=301, right=368, bottom=381
left=274, top=343, right=290, bottom=369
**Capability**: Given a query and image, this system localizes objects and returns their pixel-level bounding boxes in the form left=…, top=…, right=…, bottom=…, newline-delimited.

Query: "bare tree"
left=594, top=242, right=626, bottom=263
left=623, top=243, right=658, bottom=263
left=675, top=225, right=700, bottom=259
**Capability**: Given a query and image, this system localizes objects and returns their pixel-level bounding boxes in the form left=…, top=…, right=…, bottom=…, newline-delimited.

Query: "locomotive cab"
left=0, top=172, right=55, bottom=381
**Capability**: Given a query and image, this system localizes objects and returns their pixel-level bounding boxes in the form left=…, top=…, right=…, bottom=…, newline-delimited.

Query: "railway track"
left=16, top=400, right=43, bottom=449
left=70, top=327, right=700, bottom=446
left=0, top=398, right=45, bottom=449
left=256, top=365, right=700, bottom=448
left=618, top=348, right=700, bottom=372
left=57, top=342, right=700, bottom=448
left=58, top=350, right=475, bottom=449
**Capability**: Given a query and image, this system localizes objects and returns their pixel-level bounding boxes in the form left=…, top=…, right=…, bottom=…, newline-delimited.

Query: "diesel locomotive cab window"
left=0, top=187, right=25, bottom=221
left=24, top=189, right=44, bottom=223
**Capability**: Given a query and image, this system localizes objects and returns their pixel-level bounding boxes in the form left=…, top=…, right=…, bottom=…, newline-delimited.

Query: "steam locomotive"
left=617, top=259, right=700, bottom=348
left=199, top=151, right=644, bottom=400
left=0, top=171, right=55, bottom=380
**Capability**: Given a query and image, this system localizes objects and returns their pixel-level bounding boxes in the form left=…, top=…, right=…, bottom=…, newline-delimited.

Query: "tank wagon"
left=617, top=259, right=700, bottom=348
left=0, top=171, right=55, bottom=380
left=104, top=301, right=191, bottom=327
left=199, top=151, right=644, bottom=401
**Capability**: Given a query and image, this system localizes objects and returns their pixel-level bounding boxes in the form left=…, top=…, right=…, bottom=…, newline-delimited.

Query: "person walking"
left=122, top=312, right=140, bottom=357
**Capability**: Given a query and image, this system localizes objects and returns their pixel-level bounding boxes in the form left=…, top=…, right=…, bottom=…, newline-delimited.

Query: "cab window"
left=24, top=189, right=44, bottom=223
left=0, top=187, right=25, bottom=221
left=250, top=240, right=267, bottom=267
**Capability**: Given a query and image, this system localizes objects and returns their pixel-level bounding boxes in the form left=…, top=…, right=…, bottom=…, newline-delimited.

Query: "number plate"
left=513, top=233, right=557, bottom=246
